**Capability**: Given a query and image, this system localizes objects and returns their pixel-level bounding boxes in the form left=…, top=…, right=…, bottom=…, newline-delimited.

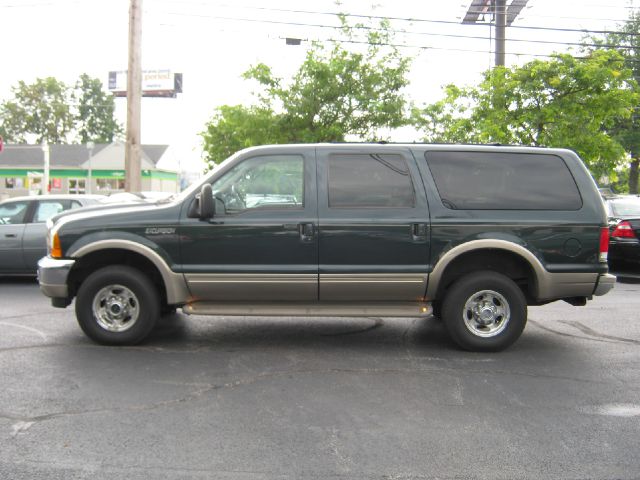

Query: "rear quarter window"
left=425, top=151, right=583, bottom=210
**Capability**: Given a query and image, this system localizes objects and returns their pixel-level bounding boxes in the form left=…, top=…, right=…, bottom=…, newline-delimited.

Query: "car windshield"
left=609, top=198, right=640, bottom=216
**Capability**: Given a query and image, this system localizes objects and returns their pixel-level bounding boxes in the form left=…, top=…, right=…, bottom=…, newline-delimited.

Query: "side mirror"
left=200, top=184, right=214, bottom=219
left=187, top=184, right=215, bottom=219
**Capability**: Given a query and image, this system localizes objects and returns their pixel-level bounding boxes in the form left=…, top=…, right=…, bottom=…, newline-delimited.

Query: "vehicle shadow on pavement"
left=0, top=276, right=38, bottom=285
left=141, top=313, right=578, bottom=359
left=145, top=313, right=458, bottom=353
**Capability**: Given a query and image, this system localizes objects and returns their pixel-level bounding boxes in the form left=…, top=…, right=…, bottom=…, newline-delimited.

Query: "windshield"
left=609, top=198, right=640, bottom=217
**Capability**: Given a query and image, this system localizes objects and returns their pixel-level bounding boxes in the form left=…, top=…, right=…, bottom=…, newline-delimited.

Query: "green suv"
left=37, top=144, right=615, bottom=351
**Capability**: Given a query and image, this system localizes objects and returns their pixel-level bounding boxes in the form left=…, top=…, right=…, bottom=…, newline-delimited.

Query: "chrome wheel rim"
left=462, top=289, right=510, bottom=338
left=92, top=284, right=140, bottom=333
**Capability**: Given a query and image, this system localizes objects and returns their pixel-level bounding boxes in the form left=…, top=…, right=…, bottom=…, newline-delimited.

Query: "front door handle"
left=411, top=223, right=428, bottom=242
left=4, top=233, right=17, bottom=238
left=299, top=223, right=315, bottom=242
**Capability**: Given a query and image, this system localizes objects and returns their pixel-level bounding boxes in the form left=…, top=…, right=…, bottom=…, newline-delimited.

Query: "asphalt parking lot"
left=0, top=277, right=639, bottom=480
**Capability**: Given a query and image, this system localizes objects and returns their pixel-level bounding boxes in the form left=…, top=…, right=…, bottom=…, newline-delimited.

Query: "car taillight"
left=599, top=227, right=609, bottom=262
left=611, top=220, right=636, bottom=239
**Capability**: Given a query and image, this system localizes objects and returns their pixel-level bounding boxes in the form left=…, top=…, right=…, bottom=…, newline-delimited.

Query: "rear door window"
left=34, top=201, right=65, bottom=222
left=33, top=200, right=85, bottom=223
left=425, top=151, right=582, bottom=210
left=328, top=153, right=415, bottom=208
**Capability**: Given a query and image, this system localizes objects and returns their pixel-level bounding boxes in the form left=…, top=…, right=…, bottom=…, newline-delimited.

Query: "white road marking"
left=582, top=404, right=640, bottom=417
left=10, top=421, right=35, bottom=437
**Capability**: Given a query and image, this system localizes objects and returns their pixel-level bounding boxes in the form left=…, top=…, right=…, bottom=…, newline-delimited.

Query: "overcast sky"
left=0, top=0, right=638, bottom=172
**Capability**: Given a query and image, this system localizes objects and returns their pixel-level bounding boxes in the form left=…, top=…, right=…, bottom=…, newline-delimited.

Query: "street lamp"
left=86, top=141, right=95, bottom=194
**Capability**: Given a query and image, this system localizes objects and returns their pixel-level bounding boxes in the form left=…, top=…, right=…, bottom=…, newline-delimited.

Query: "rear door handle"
left=4, top=234, right=17, bottom=238
left=299, top=223, right=315, bottom=242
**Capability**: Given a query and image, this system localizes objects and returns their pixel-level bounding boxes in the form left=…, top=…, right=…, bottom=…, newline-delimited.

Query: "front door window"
left=212, top=155, right=304, bottom=213
left=0, top=201, right=29, bottom=225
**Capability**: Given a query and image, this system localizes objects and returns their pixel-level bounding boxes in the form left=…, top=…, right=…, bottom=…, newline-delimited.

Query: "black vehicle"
left=37, top=144, right=615, bottom=352
left=606, top=195, right=640, bottom=269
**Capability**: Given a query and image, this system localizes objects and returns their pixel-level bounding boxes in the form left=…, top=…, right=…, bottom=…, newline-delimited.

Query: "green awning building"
left=0, top=142, right=178, bottom=199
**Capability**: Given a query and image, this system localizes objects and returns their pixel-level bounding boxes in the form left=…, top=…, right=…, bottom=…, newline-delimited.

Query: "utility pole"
left=494, top=0, right=506, bottom=66
left=462, top=0, right=528, bottom=68
left=125, top=0, right=142, bottom=193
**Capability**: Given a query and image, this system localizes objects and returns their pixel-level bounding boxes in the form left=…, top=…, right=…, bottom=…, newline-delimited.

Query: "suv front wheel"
left=75, top=265, right=160, bottom=345
left=441, top=271, right=527, bottom=352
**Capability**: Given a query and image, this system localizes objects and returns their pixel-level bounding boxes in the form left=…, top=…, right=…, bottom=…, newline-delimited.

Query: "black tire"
left=75, top=265, right=160, bottom=345
left=431, top=300, right=442, bottom=320
left=441, top=271, right=527, bottom=352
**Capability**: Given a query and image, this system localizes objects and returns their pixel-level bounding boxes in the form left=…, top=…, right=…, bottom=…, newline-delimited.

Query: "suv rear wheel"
left=75, top=265, right=159, bottom=345
left=441, top=271, right=527, bottom=352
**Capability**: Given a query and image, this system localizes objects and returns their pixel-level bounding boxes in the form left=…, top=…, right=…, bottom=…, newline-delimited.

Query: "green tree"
left=200, top=105, right=287, bottom=166
left=0, top=77, right=74, bottom=144
left=415, top=51, right=638, bottom=179
left=588, top=12, right=640, bottom=193
left=74, top=73, right=122, bottom=144
left=0, top=75, right=122, bottom=145
left=201, top=17, right=412, bottom=170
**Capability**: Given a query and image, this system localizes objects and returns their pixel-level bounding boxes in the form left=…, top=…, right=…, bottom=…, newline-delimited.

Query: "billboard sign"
left=108, top=69, right=183, bottom=98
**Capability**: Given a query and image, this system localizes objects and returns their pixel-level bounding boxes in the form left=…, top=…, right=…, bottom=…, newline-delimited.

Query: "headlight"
left=50, top=232, right=62, bottom=258
left=48, top=222, right=63, bottom=258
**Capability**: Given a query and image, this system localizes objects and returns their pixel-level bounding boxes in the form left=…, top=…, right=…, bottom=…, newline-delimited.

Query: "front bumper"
left=37, top=256, right=75, bottom=299
left=593, top=273, right=616, bottom=296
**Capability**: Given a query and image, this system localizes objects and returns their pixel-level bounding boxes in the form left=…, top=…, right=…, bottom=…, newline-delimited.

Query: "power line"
left=156, top=9, right=640, bottom=51
left=157, top=13, right=640, bottom=62
left=323, top=36, right=565, bottom=59
left=4, top=0, right=639, bottom=60
left=152, top=3, right=640, bottom=37
left=468, top=10, right=635, bottom=23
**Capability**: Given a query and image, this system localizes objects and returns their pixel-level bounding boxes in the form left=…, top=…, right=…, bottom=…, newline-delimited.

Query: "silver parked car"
left=0, top=195, right=102, bottom=275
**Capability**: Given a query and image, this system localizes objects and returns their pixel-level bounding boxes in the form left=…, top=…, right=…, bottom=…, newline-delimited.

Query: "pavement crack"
left=327, top=427, right=354, bottom=472
left=1, top=363, right=607, bottom=434
left=0, top=343, right=73, bottom=354
left=0, top=311, right=66, bottom=321
left=206, top=364, right=606, bottom=395
left=558, top=320, right=640, bottom=345
left=2, top=383, right=218, bottom=432
left=529, top=319, right=623, bottom=345
left=0, top=343, right=212, bottom=355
